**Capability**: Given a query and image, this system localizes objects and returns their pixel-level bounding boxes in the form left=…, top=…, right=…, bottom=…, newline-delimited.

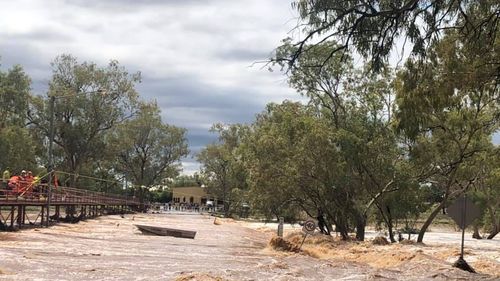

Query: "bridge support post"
left=41, top=206, right=45, bottom=226
left=16, top=205, right=22, bottom=229
left=55, top=205, right=60, bottom=221
left=10, top=206, right=14, bottom=228
left=21, top=206, right=26, bottom=225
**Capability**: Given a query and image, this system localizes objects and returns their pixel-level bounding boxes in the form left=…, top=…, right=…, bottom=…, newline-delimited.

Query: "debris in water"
left=175, top=272, right=226, bottom=281
left=135, top=224, right=196, bottom=239
left=268, top=236, right=300, bottom=252
left=372, top=236, right=390, bottom=245
left=471, top=260, right=500, bottom=278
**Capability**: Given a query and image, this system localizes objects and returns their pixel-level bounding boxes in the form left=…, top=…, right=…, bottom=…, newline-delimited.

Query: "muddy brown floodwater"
left=0, top=213, right=497, bottom=280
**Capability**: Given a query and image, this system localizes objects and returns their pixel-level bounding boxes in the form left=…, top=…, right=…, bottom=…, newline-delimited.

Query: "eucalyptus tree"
left=28, top=54, right=141, bottom=185
left=0, top=64, right=31, bottom=129
left=243, top=101, right=349, bottom=235
left=282, top=0, right=499, bottom=71
left=197, top=123, right=249, bottom=216
left=0, top=126, right=38, bottom=174
left=111, top=102, right=189, bottom=205
left=273, top=41, right=408, bottom=240
left=395, top=29, right=500, bottom=242
left=0, top=64, right=38, bottom=173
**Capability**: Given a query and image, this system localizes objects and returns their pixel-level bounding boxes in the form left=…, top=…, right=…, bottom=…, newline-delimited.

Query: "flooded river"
left=0, top=213, right=497, bottom=280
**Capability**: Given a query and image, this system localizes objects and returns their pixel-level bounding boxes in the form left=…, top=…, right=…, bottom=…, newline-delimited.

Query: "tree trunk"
left=386, top=206, right=396, bottom=243
left=472, top=223, right=482, bottom=239
left=486, top=223, right=499, bottom=239
left=333, top=216, right=349, bottom=240
left=354, top=212, right=366, bottom=241
left=138, top=187, right=147, bottom=212
left=417, top=197, right=448, bottom=243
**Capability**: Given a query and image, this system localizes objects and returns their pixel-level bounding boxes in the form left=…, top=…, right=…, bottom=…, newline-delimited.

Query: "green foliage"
left=394, top=28, right=499, bottom=241
left=169, top=174, right=201, bottom=187
left=0, top=64, right=35, bottom=173
left=28, top=55, right=141, bottom=178
left=111, top=101, right=189, bottom=193
left=243, top=101, right=333, bottom=221
left=470, top=149, right=500, bottom=238
left=197, top=123, right=249, bottom=216
left=0, top=126, right=37, bottom=174
left=150, top=189, right=173, bottom=203
left=286, top=0, right=498, bottom=71
left=0, top=64, right=31, bottom=129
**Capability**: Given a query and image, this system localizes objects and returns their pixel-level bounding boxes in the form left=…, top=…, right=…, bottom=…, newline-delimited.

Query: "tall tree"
left=111, top=102, right=189, bottom=205
left=0, top=64, right=37, bottom=173
left=28, top=54, right=140, bottom=184
left=243, top=102, right=343, bottom=231
left=395, top=29, right=499, bottom=242
left=197, top=124, right=249, bottom=216
left=273, top=41, right=407, bottom=240
left=0, top=64, right=31, bottom=129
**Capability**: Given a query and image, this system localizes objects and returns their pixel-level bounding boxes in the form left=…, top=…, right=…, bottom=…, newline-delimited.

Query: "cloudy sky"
left=0, top=0, right=303, bottom=174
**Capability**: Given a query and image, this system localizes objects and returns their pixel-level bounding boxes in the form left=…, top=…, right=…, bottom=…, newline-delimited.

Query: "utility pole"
left=46, top=95, right=55, bottom=227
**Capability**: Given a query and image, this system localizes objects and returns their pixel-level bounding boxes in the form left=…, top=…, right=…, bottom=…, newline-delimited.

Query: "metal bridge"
left=0, top=183, right=142, bottom=230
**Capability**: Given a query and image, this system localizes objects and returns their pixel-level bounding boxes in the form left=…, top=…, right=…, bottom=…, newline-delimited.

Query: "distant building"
left=171, top=186, right=209, bottom=206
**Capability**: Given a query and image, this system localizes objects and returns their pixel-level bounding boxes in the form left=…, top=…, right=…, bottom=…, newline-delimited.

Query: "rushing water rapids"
left=0, top=213, right=497, bottom=280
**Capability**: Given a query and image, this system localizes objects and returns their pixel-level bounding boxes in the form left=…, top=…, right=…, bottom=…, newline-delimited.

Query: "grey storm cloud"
left=66, top=0, right=210, bottom=8
left=215, top=48, right=272, bottom=61
left=137, top=74, right=265, bottom=154
left=138, top=75, right=263, bottom=113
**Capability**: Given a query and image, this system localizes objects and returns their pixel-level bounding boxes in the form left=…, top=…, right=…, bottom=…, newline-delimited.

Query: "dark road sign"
left=447, top=195, right=480, bottom=271
left=447, top=196, right=481, bottom=230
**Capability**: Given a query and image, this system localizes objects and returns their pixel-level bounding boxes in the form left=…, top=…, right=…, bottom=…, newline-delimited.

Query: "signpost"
left=299, top=219, right=317, bottom=249
left=277, top=217, right=284, bottom=237
left=302, top=219, right=317, bottom=234
left=447, top=194, right=481, bottom=273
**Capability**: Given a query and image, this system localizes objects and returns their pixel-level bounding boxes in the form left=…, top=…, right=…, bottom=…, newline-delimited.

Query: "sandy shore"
left=0, top=213, right=498, bottom=280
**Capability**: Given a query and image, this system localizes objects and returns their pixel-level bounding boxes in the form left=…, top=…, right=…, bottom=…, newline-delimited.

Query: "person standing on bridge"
left=26, top=171, right=34, bottom=184
left=19, top=170, right=27, bottom=184
left=7, top=174, right=21, bottom=195
left=2, top=168, right=10, bottom=184
left=18, top=170, right=29, bottom=195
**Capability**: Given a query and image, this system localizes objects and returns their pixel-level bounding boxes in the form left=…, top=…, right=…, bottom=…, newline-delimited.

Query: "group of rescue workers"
left=1, top=169, right=41, bottom=198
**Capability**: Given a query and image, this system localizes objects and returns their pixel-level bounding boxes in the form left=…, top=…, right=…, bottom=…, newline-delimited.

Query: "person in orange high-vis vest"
left=17, top=170, right=29, bottom=196
left=7, top=175, right=21, bottom=195
left=22, top=171, right=35, bottom=197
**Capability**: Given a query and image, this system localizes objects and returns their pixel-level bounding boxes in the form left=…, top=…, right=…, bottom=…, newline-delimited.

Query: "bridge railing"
left=0, top=182, right=141, bottom=206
